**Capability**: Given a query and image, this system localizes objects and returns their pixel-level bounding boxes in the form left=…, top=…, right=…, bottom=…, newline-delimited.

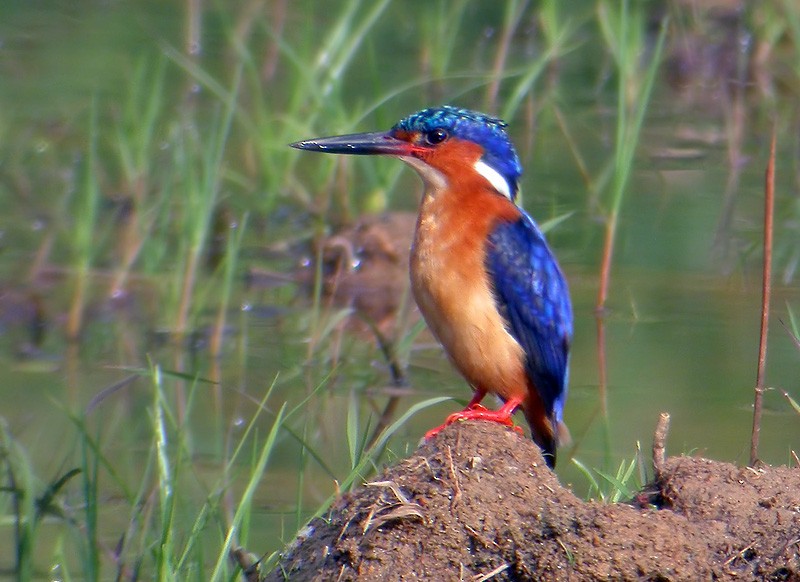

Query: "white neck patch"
left=473, top=159, right=512, bottom=200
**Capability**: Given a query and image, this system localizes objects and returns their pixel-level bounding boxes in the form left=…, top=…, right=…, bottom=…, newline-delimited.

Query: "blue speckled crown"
left=392, top=105, right=523, bottom=199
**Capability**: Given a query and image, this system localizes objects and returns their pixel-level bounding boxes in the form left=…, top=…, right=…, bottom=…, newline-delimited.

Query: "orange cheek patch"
left=428, top=139, right=484, bottom=171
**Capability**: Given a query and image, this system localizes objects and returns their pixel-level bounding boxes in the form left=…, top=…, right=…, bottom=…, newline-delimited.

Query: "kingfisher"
left=291, top=106, right=572, bottom=468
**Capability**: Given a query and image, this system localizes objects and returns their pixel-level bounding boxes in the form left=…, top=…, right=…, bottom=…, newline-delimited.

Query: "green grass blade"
left=347, top=390, right=360, bottom=469
left=571, top=457, right=603, bottom=501
left=209, top=403, right=287, bottom=582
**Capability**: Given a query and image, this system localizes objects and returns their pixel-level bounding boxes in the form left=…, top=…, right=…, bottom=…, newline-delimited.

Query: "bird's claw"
left=424, top=404, right=523, bottom=439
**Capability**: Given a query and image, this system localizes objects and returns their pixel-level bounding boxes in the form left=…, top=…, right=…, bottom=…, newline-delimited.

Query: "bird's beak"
left=290, top=131, right=415, bottom=156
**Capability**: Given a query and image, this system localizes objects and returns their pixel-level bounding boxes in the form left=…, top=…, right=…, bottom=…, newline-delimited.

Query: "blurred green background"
left=0, top=0, right=798, bottom=578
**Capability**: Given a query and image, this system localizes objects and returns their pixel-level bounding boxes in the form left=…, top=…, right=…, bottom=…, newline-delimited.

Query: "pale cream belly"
left=411, top=261, right=527, bottom=402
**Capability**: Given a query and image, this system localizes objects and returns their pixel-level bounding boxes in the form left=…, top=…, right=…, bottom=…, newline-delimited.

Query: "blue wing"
left=485, top=213, right=572, bottom=424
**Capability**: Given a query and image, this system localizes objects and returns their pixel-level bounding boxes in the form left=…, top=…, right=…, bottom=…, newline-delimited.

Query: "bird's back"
left=486, top=213, right=572, bottom=462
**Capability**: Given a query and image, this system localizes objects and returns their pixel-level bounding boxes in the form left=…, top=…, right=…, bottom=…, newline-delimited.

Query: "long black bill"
left=290, top=131, right=412, bottom=156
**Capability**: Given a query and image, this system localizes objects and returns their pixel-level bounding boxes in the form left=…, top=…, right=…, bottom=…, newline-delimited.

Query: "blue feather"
left=485, top=214, right=572, bottom=425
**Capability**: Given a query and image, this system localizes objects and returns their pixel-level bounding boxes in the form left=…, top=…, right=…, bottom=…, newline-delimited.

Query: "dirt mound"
left=262, top=421, right=800, bottom=581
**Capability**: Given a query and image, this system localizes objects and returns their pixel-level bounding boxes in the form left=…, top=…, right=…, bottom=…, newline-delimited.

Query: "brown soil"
left=260, top=422, right=800, bottom=581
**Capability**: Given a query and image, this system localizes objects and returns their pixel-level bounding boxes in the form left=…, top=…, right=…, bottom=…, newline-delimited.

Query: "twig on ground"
left=652, top=412, right=670, bottom=480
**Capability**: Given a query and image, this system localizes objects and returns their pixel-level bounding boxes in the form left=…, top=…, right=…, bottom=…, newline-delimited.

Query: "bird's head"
left=290, top=106, right=523, bottom=201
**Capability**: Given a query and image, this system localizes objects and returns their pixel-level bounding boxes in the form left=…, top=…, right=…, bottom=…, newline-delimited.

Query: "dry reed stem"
left=750, top=127, right=776, bottom=467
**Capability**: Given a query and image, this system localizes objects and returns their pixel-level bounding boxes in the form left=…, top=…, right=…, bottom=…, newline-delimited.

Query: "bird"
left=290, top=105, right=572, bottom=468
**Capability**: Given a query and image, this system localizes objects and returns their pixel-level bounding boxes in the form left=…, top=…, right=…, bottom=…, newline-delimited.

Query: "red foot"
left=424, top=399, right=524, bottom=439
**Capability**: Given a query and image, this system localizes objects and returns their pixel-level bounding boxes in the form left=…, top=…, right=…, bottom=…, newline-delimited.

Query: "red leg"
left=464, top=389, right=487, bottom=409
left=424, top=395, right=523, bottom=439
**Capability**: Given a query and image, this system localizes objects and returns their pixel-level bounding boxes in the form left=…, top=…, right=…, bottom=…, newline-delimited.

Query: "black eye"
left=424, top=128, right=448, bottom=145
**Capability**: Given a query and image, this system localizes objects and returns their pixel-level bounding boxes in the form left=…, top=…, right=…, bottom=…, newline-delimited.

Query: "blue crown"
left=392, top=106, right=523, bottom=199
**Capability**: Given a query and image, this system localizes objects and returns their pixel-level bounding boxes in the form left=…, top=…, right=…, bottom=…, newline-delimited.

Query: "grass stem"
left=750, top=127, right=776, bottom=467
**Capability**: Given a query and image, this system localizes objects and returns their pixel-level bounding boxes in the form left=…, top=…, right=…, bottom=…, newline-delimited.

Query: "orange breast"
left=410, top=176, right=528, bottom=402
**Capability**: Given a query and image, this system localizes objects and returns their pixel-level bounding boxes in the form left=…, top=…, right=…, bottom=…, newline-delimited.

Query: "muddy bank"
left=262, top=421, right=800, bottom=581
